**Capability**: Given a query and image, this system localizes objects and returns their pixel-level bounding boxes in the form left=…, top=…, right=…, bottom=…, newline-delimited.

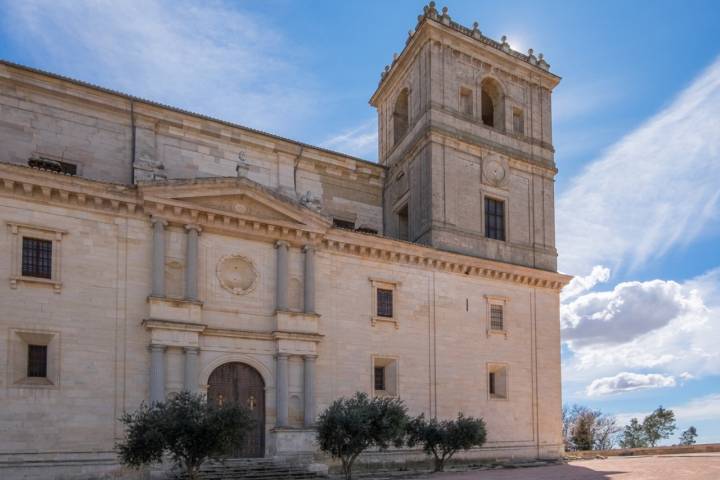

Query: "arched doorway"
left=207, top=362, right=265, bottom=457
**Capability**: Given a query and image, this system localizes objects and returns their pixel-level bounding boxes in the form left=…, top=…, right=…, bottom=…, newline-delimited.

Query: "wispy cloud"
left=2, top=0, right=319, bottom=137
left=586, top=372, right=676, bottom=396
left=320, top=119, right=378, bottom=160
left=557, top=56, right=720, bottom=276
left=561, top=265, right=611, bottom=301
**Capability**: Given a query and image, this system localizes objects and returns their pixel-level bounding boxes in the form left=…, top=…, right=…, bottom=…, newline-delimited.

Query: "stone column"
left=184, top=224, right=201, bottom=302
left=276, top=353, right=289, bottom=427
left=275, top=241, right=289, bottom=311
left=183, top=347, right=199, bottom=393
left=303, top=355, right=317, bottom=426
left=151, top=217, right=168, bottom=298
left=149, top=344, right=166, bottom=403
left=303, top=245, right=316, bottom=314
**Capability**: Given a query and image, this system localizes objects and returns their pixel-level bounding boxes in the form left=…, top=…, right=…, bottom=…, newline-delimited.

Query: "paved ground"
left=424, top=453, right=720, bottom=480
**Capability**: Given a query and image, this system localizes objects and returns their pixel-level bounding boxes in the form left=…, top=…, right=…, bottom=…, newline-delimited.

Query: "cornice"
left=0, top=162, right=571, bottom=291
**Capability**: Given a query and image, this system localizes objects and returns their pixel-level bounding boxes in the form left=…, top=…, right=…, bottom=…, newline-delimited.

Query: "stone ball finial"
left=429, top=1, right=436, bottom=8
left=538, top=53, right=544, bottom=60
left=473, top=21, right=479, bottom=29
left=385, top=65, right=390, bottom=72
left=501, top=35, right=507, bottom=43
left=528, top=48, right=534, bottom=55
left=442, top=6, right=448, bottom=14
left=392, top=53, right=398, bottom=62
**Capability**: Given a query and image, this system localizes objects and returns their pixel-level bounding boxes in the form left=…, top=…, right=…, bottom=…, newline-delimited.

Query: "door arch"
left=207, top=362, right=265, bottom=457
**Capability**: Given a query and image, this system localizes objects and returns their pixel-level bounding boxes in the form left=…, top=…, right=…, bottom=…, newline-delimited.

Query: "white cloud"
left=562, top=269, right=720, bottom=384
left=586, top=372, right=676, bottom=396
left=557, top=56, right=720, bottom=276
left=561, top=265, right=611, bottom=301
left=2, top=0, right=319, bottom=136
left=320, top=120, right=378, bottom=160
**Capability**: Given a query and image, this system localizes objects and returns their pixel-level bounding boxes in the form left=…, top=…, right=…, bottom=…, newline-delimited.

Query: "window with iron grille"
left=484, top=198, right=505, bottom=241
left=490, top=304, right=504, bottom=331
left=374, top=366, right=386, bottom=391
left=377, top=288, right=393, bottom=318
left=22, top=237, right=52, bottom=279
left=27, top=344, right=48, bottom=378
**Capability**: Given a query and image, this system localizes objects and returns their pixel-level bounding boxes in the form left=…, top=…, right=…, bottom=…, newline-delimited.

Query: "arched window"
left=393, top=88, right=409, bottom=145
left=481, top=78, right=503, bottom=129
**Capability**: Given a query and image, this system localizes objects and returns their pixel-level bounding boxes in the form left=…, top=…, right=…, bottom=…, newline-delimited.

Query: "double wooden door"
left=207, top=362, right=265, bottom=457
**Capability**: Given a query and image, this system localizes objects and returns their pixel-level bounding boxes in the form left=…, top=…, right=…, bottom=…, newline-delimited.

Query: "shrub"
left=316, top=392, right=408, bottom=480
left=117, top=391, right=255, bottom=480
left=406, top=413, right=487, bottom=472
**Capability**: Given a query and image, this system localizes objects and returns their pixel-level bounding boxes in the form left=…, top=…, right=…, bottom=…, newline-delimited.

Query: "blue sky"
left=2, top=0, right=719, bottom=445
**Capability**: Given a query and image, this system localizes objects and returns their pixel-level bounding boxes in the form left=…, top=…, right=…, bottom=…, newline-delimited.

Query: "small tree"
left=593, top=414, right=621, bottom=450
left=316, top=392, right=408, bottom=480
left=678, top=426, right=698, bottom=446
left=562, top=404, right=620, bottom=451
left=619, top=418, right=648, bottom=449
left=642, top=406, right=676, bottom=447
left=117, top=391, right=255, bottom=480
left=406, top=413, right=487, bottom=472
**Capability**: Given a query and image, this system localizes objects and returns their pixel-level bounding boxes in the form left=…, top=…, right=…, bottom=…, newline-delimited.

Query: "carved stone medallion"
left=217, top=255, right=258, bottom=295
left=483, top=155, right=508, bottom=187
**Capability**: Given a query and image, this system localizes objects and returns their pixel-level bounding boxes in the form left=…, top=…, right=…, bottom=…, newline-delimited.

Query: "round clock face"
left=485, top=159, right=506, bottom=184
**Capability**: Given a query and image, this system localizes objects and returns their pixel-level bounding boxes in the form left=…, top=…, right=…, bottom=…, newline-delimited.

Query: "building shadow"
left=425, top=463, right=627, bottom=479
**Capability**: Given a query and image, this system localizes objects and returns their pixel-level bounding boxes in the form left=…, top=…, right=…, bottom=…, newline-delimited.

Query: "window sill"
left=10, top=275, right=62, bottom=293
left=12, top=377, right=57, bottom=389
left=489, top=393, right=508, bottom=401
left=371, top=316, right=399, bottom=329
left=487, top=329, right=508, bottom=338
left=373, top=390, right=398, bottom=398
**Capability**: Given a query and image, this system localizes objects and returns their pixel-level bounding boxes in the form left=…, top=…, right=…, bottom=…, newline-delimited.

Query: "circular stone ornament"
left=483, top=156, right=507, bottom=186
left=216, top=255, right=258, bottom=295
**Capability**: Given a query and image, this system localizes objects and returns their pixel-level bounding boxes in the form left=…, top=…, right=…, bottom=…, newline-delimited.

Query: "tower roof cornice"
left=370, top=2, right=561, bottom=106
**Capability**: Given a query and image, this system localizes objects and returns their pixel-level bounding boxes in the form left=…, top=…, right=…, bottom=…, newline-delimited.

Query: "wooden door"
left=207, top=362, right=265, bottom=457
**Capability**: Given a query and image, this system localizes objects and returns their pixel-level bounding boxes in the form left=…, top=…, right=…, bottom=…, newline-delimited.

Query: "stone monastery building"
left=0, top=3, right=570, bottom=478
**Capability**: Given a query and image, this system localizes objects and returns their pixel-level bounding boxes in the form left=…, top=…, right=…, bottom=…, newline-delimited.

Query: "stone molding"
left=0, top=162, right=571, bottom=291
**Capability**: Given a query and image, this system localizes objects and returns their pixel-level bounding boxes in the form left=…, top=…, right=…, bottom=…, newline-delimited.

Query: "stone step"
left=176, top=458, right=323, bottom=480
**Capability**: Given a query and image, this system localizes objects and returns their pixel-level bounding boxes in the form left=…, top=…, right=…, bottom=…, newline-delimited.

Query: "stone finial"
left=427, top=1, right=437, bottom=18
left=440, top=6, right=450, bottom=24
left=500, top=35, right=511, bottom=52
left=393, top=52, right=398, bottom=62
left=527, top=48, right=537, bottom=65
left=472, top=21, right=482, bottom=39
left=537, top=53, right=550, bottom=70
left=384, top=65, right=390, bottom=73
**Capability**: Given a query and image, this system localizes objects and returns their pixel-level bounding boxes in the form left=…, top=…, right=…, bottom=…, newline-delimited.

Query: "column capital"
left=185, top=224, right=202, bottom=234
left=302, top=354, right=318, bottom=360
left=183, top=346, right=200, bottom=354
left=150, top=216, right=168, bottom=227
left=302, top=244, right=315, bottom=253
left=275, top=352, right=291, bottom=360
left=275, top=240, right=290, bottom=249
left=149, top=343, right=167, bottom=352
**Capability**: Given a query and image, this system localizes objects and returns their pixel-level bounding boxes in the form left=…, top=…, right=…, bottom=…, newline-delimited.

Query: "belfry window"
left=393, top=88, right=409, bottom=145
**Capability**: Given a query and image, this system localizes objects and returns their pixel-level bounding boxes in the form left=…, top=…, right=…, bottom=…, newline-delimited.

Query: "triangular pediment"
left=139, top=177, right=331, bottom=231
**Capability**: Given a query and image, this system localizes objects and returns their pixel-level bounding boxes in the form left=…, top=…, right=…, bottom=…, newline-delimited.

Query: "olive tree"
left=316, top=392, right=408, bottom=480
left=406, top=413, right=487, bottom=472
left=117, top=391, right=254, bottom=480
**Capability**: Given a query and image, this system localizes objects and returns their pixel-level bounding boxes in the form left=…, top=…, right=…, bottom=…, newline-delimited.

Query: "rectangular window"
left=374, top=366, right=386, bottom=391
left=484, top=198, right=505, bottom=241
left=513, top=108, right=524, bottom=135
left=397, top=204, right=409, bottom=241
left=459, top=87, right=473, bottom=116
left=332, top=218, right=355, bottom=230
left=27, top=345, right=48, bottom=378
left=488, top=364, right=508, bottom=399
left=377, top=289, right=394, bottom=318
left=22, top=237, right=53, bottom=279
left=490, top=304, right=504, bottom=331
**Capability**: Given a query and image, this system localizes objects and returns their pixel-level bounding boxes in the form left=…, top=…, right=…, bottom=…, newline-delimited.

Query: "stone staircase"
left=176, top=458, right=325, bottom=480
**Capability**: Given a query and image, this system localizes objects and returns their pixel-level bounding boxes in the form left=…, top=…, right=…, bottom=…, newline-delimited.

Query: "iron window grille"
left=484, top=198, right=505, bottom=241
left=22, top=237, right=52, bottom=279
left=374, top=366, right=386, bottom=391
left=27, top=344, right=48, bottom=378
left=490, top=304, right=504, bottom=331
left=376, top=288, right=394, bottom=318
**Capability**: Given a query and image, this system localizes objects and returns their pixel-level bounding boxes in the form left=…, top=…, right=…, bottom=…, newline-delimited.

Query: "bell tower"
left=370, top=3, right=561, bottom=271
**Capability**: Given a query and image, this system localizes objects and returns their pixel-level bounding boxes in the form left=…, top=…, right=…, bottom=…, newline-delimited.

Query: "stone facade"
left=0, top=4, right=569, bottom=479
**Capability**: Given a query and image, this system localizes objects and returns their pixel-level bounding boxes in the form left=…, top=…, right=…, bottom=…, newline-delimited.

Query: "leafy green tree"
left=678, top=426, right=698, bottom=446
left=316, top=392, right=408, bottom=480
left=619, top=418, right=648, bottom=449
left=406, top=413, right=486, bottom=471
left=642, top=406, right=676, bottom=447
left=117, top=391, right=255, bottom=480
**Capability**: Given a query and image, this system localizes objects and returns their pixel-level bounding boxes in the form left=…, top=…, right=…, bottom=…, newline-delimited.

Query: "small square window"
left=377, top=289, right=394, bottom=318
left=27, top=345, right=48, bottom=378
left=484, top=197, right=505, bottom=241
left=488, top=364, right=508, bottom=399
left=490, top=304, right=504, bottom=331
left=22, top=237, right=53, bottom=279
left=372, top=357, right=398, bottom=397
